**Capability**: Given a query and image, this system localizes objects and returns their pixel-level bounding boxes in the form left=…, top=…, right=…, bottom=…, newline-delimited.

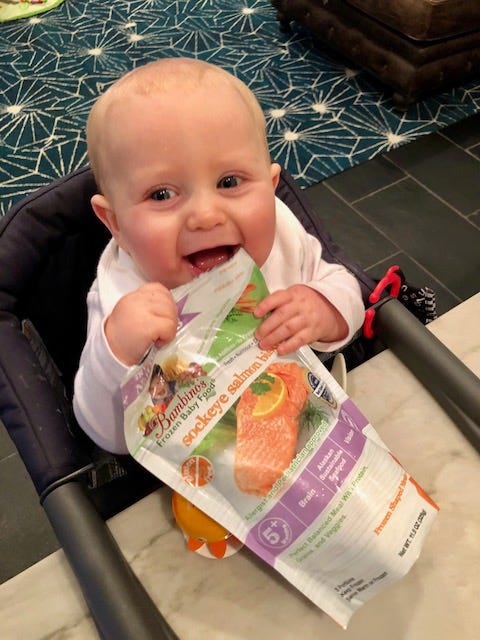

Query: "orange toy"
left=171, top=491, right=242, bottom=559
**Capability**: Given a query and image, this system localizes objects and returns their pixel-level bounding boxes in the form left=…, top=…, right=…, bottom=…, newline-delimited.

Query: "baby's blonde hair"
left=86, top=57, right=269, bottom=193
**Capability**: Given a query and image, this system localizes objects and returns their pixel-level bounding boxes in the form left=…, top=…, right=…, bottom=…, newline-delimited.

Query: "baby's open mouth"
left=187, top=245, right=239, bottom=274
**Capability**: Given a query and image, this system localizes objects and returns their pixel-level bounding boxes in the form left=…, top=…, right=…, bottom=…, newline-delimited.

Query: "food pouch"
left=121, top=249, right=438, bottom=628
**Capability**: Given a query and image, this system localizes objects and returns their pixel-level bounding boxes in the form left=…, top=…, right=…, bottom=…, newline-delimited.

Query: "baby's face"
left=98, top=83, right=280, bottom=288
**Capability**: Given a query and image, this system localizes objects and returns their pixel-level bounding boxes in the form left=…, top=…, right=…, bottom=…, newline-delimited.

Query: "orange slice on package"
left=251, top=373, right=287, bottom=418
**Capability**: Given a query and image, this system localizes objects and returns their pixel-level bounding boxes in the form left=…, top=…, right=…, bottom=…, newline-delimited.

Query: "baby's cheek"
left=251, top=227, right=275, bottom=267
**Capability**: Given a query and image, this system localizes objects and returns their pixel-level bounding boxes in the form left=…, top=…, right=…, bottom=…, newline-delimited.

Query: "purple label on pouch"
left=245, top=411, right=367, bottom=563
left=329, top=419, right=365, bottom=462
left=280, top=473, right=336, bottom=527
left=246, top=501, right=306, bottom=565
left=121, top=363, right=151, bottom=408
left=306, top=440, right=357, bottom=492
left=338, top=397, right=369, bottom=432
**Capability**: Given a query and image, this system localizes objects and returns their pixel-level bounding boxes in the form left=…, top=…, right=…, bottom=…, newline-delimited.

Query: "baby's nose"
left=187, top=197, right=227, bottom=230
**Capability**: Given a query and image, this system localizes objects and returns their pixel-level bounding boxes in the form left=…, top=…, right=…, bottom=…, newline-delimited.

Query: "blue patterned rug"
left=1, top=0, right=480, bottom=215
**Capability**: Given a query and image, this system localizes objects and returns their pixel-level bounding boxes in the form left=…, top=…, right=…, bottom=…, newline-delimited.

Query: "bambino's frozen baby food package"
left=121, top=249, right=438, bottom=628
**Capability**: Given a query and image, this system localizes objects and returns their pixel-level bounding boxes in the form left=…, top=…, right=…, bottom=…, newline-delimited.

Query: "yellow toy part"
left=171, top=491, right=242, bottom=559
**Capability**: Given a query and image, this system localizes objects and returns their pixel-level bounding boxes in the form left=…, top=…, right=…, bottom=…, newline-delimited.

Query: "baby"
left=73, top=58, right=364, bottom=454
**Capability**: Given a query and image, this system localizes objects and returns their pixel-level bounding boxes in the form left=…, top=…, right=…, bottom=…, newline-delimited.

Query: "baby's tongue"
left=189, top=246, right=231, bottom=273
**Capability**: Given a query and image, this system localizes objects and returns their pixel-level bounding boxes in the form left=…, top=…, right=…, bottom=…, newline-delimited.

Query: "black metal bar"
left=373, top=298, right=480, bottom=451
left=42, top=482, right=180, bottom=640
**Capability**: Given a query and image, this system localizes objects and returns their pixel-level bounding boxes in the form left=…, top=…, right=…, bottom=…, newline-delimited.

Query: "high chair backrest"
left=0, top=167, right=109, bottom=398
left=0, top=168, right=111, bottom=494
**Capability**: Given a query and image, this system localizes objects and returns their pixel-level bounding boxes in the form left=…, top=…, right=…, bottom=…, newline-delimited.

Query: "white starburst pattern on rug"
left=1, top=0, right=480, bottom=215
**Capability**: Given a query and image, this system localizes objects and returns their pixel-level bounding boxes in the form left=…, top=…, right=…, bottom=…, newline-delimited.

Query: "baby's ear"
left=91, top=194, right=121, bottom=241
left=270, top=162, right=281, bottom=190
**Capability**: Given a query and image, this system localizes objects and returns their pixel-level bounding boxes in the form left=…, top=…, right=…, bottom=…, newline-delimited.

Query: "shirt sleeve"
left=263, top=199, right=365, bottom=353
left=73, top=280, right=130, bottom=454
left=301, top=231, right=365, bottom=352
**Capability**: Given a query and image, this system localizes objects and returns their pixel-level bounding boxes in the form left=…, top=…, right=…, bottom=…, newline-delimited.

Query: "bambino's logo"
left=153, top=380, right=208, bottom=437
left=138, top=356, right=211, bottom=442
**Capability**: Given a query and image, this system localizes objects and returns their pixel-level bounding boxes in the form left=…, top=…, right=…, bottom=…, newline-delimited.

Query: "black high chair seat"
left=1, top=166, right=478, bottom=640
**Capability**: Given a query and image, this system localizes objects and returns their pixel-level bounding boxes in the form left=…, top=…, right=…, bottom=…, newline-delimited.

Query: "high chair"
left=1, top=165, right=478, bottom=639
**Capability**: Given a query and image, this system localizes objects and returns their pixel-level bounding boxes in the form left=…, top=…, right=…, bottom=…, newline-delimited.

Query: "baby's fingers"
left=276, top=331, right=310, bottom=356
left=253, top=290, right=289, bottom=319
left=152, top=314, right=178, bottom=346
left=255, top=310, right=302, bottom=351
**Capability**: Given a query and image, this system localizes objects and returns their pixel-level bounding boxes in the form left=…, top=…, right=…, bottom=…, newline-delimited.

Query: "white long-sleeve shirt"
left=73, top=197, right=364, bottom=454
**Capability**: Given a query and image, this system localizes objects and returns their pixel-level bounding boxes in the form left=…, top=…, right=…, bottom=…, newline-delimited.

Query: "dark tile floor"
left=306, top=114, right=480, bottom=316
left=1, top=113, right=480, bottom=584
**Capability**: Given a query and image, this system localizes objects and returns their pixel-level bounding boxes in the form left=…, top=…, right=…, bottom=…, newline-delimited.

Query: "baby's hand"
left=105, top=283, right=178, bottom=366
left=254, top=284, right=348, bottom=355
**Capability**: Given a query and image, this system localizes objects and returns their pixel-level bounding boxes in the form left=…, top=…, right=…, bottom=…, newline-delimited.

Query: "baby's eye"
left=217, top=175, right=240, bottom=189
left=151, top=188, right=176, bottom=201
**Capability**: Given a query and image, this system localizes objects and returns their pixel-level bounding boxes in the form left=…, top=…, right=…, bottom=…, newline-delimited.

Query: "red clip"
left=368, top=265, right=402, bottom=304
left=363, top=266, right=402, bottom=338
left=363, top=308, right=376, bottom=339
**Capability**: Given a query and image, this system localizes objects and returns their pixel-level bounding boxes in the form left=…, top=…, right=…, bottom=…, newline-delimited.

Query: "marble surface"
left=1, top=294, right=479, bottom=640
